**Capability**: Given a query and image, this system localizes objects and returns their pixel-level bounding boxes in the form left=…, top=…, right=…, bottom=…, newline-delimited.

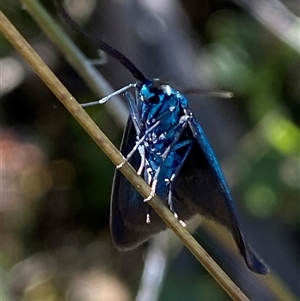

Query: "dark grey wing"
left=173, top=119, right=269, bottom=274
left=110, top=119, right=167, bottom=250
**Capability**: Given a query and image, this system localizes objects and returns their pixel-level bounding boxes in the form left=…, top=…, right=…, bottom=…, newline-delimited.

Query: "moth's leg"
left=140, top=160, right=155, bottom=224
left=143, top=166, right=160, bottom=202
left=117, top=120, right=161, bottom=169
left=137, top=145, right=146, bottom=176
left=81, top=83, right=137, bottom=107
left=166, top=174, right=186, bottom=227
left=166, top=174, right=176, bottom=213
left=166, top=140, right=193, bottom=224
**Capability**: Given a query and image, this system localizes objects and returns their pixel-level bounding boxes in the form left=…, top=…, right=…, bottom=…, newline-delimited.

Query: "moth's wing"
left=174, top=119, right=269, bottom=274
left=110, top=119, right=167, bottom=250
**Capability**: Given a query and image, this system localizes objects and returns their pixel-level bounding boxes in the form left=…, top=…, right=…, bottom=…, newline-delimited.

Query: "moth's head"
left=140, top=79, right=173, bottom=104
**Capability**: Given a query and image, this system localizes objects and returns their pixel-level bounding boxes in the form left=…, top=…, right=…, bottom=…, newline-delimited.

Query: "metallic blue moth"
left=58, top=4, right=269, bottom=275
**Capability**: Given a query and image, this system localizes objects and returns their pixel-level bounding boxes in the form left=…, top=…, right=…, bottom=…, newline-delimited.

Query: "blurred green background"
left=1, top=0, right=299, bottom=300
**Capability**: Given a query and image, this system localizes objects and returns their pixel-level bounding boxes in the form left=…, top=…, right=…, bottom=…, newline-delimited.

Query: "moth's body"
left=133, top=80, right=193, bottom=211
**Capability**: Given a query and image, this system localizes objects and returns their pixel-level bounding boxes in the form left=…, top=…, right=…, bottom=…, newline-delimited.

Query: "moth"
left=57, top=3, right=269, bottom=274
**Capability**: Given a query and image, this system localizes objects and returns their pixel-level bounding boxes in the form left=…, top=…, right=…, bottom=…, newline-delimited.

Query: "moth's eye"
left=147, top=94, right=160, bottom=103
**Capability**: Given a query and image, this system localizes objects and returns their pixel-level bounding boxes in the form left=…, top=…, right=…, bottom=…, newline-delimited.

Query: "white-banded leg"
left=137, top=145, right=146, bottom=176
left=117, top=120, right=161, bottom=169
left=144, top=166, right=160, bottom=202
left=81, top=83, right=137, bottom=107
left=166, top=173, right=187, bottom=227
left=166, top=174, right=176, bottom=213
left=144, top=178, right=158, bottom=223
left=142, top=161, right=155, bottom=224
left=160, top=134, right=194, bottom=225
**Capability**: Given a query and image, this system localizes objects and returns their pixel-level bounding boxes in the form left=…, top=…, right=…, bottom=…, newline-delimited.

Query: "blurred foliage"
left=1, top=0, right=299, bottom=300
left=203, top=10, right=299, bottom=222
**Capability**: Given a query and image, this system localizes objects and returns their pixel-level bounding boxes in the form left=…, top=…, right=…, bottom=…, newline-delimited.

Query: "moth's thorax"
left=140, top=79, right=188, bottom=119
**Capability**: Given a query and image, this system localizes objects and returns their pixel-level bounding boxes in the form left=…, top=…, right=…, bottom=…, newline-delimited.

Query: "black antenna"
left=55, top=1, right=147, bottom=82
